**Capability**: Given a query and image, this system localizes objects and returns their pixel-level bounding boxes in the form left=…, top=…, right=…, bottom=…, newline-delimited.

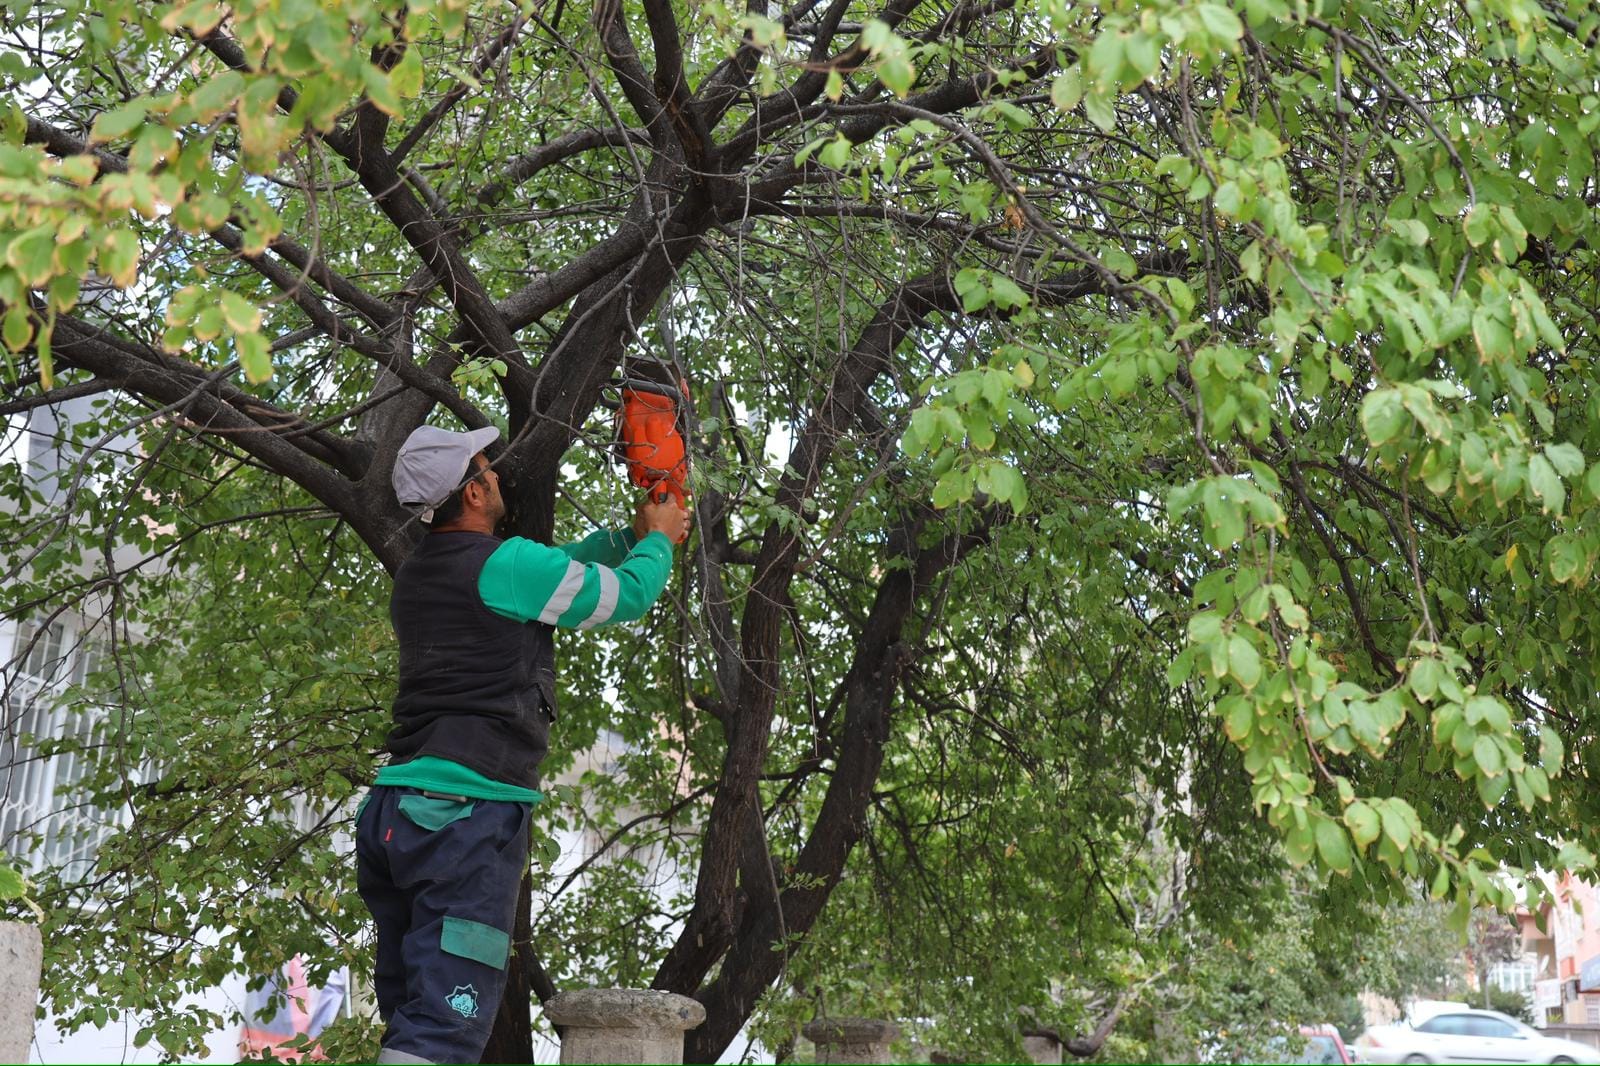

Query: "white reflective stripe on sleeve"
left=537, top=560, right=587, bottom=624
left=577, top=567, right=621, bottom=630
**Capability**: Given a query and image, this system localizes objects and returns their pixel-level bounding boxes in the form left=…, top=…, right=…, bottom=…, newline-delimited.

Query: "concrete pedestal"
left=1022, top=1030, right=1064, bottom=1064
left=802, top=1017, right=900, bottom=1064
left=544, top=988, right=705, bottom=1064
left=0, top=922, right=42, bottom=1064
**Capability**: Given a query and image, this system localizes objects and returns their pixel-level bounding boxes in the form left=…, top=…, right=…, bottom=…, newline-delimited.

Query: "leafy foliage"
left=4, top=0, right=1600, bottom=1058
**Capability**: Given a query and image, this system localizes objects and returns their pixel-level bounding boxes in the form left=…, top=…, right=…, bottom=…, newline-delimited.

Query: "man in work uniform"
left=356, top=424, right=689, bottom=1065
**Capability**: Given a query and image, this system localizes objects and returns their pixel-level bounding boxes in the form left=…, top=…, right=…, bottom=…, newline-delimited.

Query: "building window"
left=1588, top=997, right=1600, bottom=1025
left=1490, top=957, right=1539, bottom=994
left=17, top=621, right=69, bottom=685
left=0, top=413, right=28, bottom=468
left=2, top=619, right=131, bottom=881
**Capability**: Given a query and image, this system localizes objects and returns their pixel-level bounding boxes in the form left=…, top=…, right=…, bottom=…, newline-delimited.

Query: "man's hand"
left=635, top=495, right=691, bottom=545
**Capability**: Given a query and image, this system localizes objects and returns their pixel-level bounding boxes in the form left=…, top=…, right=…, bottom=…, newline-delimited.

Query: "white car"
left=1358, top=1008, right=1600, bottom=1064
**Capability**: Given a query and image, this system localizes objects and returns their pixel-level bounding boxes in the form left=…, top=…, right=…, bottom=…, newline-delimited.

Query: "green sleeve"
left=558, top=528, right=638, bottom=567
left=479, top=532, right=673, bottom=630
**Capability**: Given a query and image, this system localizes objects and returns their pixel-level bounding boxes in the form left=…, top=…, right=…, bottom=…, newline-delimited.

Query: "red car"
left=1295, top=1025, right=1356, bottom=1064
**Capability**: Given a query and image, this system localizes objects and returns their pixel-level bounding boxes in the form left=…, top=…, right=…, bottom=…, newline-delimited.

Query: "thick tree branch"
left=682, top=513, right=998, bottom=1062
left=340, top=107, right=536, bottom=422
left=40, top=315, right=397, bottom=537
left=189, top=28, right=536, bottom=421
left=475, top=126, right=649, bottom=209
left=653, top=272, right=961, bottom=994
left=654, top=252, right=1173, bottom=1012
left=692, top=0, right=846, bottom=135
left=206, top=225, right=390, bottom=360
left=593, top=0, right=670, bottom=147
left=716, top=44, right=1056, bottom=168
left=0, top=376, right=118, bottom=417
left=641, top=0, right=707, bottom=164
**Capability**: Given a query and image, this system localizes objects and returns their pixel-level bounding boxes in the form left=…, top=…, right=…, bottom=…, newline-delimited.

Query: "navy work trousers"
left=355, top=785, right=532, bottom=1065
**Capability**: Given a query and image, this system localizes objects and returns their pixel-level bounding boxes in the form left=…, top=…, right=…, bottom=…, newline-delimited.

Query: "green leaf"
left=1476, top=771, right=1510, bottom=808
left=2, top=305, right=32, bottom=352
left=219, top=290, right=260, bottom=334
left=986, top=463, right=1028, bottom=511
left=877, top=55, right=916, bottom=97
left=1125, top=32, right=1161, bottom=80
left=1285, top=823, right=1315, bottom=866
left=6, top=224, right=57, bottom=287
left=1379, top=801, right=1411, bottom=852
left=1360, top=388, right=1406, bottom=446
left=1228, top=634, right=1261, bottom=688
left=101, top=229, right=141, bottom=288
left=1385, top=217, right=1429, bottom=246
left=859, top=18, right=892, bottom=49
left=1545, top=443, right=1585, bottom=477
left=188, top=70, right=244, bottom=121
left=1315, top=818, right=1353, bottom=874
left=1051, top=69, right=1084, bottom=112
left=365, top=62, right=403, bottom=117
left=1472, top=734, right=1504, bottom=776
left=390, top=48, right=424, bottom=99
left=989, top=275, right=1028, bottom=311
left=1087, top=31, right=1125, bottom=89
left=1527, top=452, right=1565, bottom=514
left=819, top=135, right=852, bottom=169
left=1462, top=694, right=1511, bottom=732
left=236, top=330, right=272, bottom=383
left=1472, top=306, right=1513, bottom=362
left=0, top=861, right=23, bottom=900
left=1540, top=725, right=1564, bottom=772
left=1083, top=91, right=1116, bottom=133
left=1345, top=802, right=1380, bottom=850
left=931, top=467, right=966, bottom=508
left=1463, top=204, right=1494, bottom=246
left=1196, top=3, right=1245, bottom=43
left=89, top=99, right=151, bottom=143
left=1222, top=695, right=1253, bottom=741
left=1408, top=657, right=1444, bottom=703
left=954, top=267, right=990, bottom=313
left=1213, top=180, right=1243, bottom=215
left=1101, top=244, right=1138, bottom=279
left=1544, top=533, right=1586, bottom=584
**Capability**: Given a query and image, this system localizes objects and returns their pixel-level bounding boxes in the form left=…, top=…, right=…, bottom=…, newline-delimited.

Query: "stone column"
left=544, top=988, right=706, bottom=1065
left=802, top=1017, right=901, bottom=1064
left=0, top=922, right=42, bottom=1064
left=1022, top=1029, right=1064, bottom=1065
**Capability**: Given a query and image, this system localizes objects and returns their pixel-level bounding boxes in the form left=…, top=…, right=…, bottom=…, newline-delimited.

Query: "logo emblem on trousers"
left=445, top=984, right=480, bottom=1018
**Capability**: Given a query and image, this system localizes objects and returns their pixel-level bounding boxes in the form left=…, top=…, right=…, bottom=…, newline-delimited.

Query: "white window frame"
left=2, top=618, right=129, bottom=880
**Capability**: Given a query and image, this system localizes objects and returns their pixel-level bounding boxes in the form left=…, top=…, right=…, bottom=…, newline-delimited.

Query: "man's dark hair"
left=421, top=455, right=487, bottom=529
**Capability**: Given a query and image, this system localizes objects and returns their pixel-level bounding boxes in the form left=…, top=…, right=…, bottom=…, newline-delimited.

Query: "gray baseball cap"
left=393, top=425, right=501, bottom=522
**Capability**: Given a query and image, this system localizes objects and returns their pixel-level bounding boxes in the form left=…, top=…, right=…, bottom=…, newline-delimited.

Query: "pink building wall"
left=1533, top=874, right=1600, bottom=1025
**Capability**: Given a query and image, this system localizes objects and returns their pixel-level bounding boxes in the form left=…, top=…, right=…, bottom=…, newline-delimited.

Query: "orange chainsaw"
left=616, top=371, right=691, bottom=540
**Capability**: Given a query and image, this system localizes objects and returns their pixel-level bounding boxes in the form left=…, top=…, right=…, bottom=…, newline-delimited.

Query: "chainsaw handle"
left=639, top=484, right=691, bottom=543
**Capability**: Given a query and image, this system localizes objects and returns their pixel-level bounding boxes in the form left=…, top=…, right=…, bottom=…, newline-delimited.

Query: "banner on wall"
left=238, top=955, right=348, bottom=1062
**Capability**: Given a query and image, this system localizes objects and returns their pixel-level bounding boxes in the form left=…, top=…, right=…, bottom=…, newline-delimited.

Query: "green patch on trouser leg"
left=440, top=916, right=510, bottom=969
